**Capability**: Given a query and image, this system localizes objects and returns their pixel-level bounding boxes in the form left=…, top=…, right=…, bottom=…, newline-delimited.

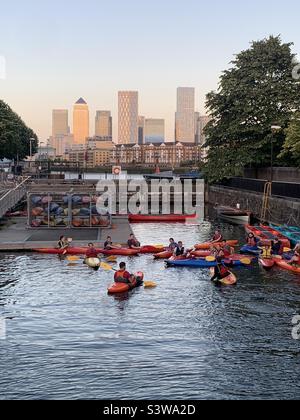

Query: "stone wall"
left=207, top=185, right=300, bottom=225
left=244, top=167, right=300, bottom=183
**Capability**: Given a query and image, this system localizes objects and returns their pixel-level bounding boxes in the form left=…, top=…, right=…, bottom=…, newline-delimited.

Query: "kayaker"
left=211, top=230, right=223, bottom=244
left=290, top=243, right=300, bottom=266
left=86, top=243, right=100, bottom=259
left=114, top=262, right=134, bottom=284
left=219, top=240, right=234, bottom=258
left=127, top=234, right=141, bottom=249
left=57, top=236, right=69, bottom=250
left=104, top=236, right=121, bottom=250
left=246, top=233, right=258, bottom=247
left=211, top=257, right=231, bottom=284
left=272, top=238, right=282, bottom=256
left=174, top=241, right=185, bottom=257
left=168, top=238, right=178, bottom=251
left=259, top=244, right=272, bottom=259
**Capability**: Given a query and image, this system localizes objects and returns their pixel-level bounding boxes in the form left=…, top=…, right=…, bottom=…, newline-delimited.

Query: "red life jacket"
left=219, top=265, right=228, bottom=276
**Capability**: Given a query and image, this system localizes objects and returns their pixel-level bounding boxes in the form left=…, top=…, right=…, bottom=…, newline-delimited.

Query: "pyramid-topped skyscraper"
left=73, top=98, right=89, bottom=144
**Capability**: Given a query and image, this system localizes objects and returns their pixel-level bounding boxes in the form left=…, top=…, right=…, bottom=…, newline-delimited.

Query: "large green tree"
left=203, top=36, right=300, bottom=183
left=0, top=100, right=38, bottom=161
left=280, top=113, right=300, bottom=166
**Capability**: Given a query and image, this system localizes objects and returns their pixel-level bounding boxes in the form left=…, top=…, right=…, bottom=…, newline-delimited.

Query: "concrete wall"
left=207, top=185, right=300, bottom=225
left=244, top=167, right=300, bottom=183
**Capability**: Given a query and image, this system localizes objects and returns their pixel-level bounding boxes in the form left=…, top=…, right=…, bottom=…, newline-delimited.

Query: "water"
left=1, top=220, right=300, bottom=400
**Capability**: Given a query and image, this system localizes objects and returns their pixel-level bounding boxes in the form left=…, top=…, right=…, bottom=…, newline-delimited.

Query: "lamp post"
left=270, top=126, right=282, bottom=182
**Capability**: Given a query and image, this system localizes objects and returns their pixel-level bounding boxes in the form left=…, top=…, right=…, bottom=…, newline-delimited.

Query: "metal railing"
left=0, top=177, right=31, bottom=218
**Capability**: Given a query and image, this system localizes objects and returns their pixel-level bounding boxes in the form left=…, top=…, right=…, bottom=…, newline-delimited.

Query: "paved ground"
left=0, top=216, right=133, bottom=251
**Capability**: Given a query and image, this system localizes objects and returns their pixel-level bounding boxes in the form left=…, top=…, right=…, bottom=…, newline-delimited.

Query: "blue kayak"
left=240, top=245, right=261, bottom=255
left=166, top=259, right=245, bottom=268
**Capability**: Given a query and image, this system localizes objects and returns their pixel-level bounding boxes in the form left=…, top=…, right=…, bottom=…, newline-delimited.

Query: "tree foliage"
left=280, top=113, right=300, bottom=166
left=0, top=100, right=38, bottom=160
left=203, top=35, right=300, bottom=183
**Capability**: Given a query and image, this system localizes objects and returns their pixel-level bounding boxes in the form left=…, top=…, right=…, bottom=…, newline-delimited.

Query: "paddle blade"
left=100, top=262, right=114, bottom=271
left=284, top=247, right=292, bottom=253
left=206, top=256, right=216, bottom=262
left=240, top=258, right=252, bottom=265
left=67, top=256, right=80, bottom=262
left=144, top=282, right=157, bottom=288
left=106, top=256, right=117, bottom=262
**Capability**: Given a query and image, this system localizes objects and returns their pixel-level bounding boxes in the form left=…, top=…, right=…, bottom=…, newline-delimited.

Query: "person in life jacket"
left=246, top=233, right=258, bottom=247
left=290, top=243, right=300, bottom=266
left=86, top=243, right=100, bottom=258
left=211, top=257, right=231, bottom=283
left=127, top=234, right=141, bottom=249
left=174, top=241, right=185, bottom=257
left=114, top=262, right=133, bottom=284
left=168, top=238, right=178, bottom=251
left=259, top=244, right=272, bottom=259
left=211, top=230, right=223, bottom=244
left=218, top=240, right=234, bottom=258
left=271, top=238, right=283, bottom=256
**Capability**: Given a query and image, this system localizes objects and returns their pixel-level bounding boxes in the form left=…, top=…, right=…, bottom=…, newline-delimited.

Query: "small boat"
left=194, top=240, right=238, bottom=250
left=34, top=247, right=140, bottom=257
left=209, top=268, right=237, bottom=286
left=215, top=206, right=251, bottom=225
left=138, top=245, right=165, bottom=254
left=166, top=258, right=246, bottom=269
left=259, top=258, right=275, bottom=270
left=154, top=251, right=173, bottom=260
left=108, top=272, right=144, bottom=294
left=128, top=214, right=197, bottom=223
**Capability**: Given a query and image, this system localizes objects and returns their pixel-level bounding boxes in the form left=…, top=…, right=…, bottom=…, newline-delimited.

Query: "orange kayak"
left=191, top=250, right=211, bottom=257
left=210, top=268, right=237, bottom=285
left=275, top=260, right=300, bottom=274
left=108, top=272, right=144, bottom=294
left=194, top=240, right=238, bottom=250
left=154, top=251, right=173, bottom=260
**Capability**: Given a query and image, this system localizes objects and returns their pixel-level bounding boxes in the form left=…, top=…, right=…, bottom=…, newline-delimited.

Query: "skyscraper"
left=118, top=91, right=138, bottom=144
left=145, top=119, right=165, bottom=144
left=95, top=111, right=112, bottom=139
left=73, top=98, right=89, bottom=144
left=52, top=110, right=69, bottom=137
left=138, top=116, right=145, bottom=145
left=175, top=87, right=195, bottom=143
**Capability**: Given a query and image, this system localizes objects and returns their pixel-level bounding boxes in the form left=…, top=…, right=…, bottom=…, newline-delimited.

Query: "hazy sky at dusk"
left=0, top=0, right=299, bottom=142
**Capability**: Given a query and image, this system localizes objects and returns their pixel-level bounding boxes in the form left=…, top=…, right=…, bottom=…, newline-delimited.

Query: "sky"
left=0, top=0, right=299, bottom=143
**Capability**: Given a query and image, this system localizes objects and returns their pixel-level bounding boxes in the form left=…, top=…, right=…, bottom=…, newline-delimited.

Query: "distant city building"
left=138, top=116, right=145, bottom=145
left=175, top=87, right=195, bottom=143
left=95, top=111, right=112, bottom=139
left=49, top=134, right=74, bottom=157
left=52, top=110, right=69, bottom=137
left=73, top=98, right=89, bottom=144
left=86, top=137, right=115, bottom=150
left=118, top=91, right=139, bottom=144
left=194, top=112, right=200, bottom=145
left=66, top=140, right=115, bottom=168
left=145, top=119, right=165, bottom=144
left=111, top=142, right=202, bottom=167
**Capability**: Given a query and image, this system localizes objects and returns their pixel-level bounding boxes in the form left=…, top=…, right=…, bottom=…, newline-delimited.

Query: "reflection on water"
left=1, top=220, right=300, bottom=400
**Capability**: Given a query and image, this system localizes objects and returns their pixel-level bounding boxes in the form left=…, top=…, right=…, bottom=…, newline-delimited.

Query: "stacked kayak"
left=245, top=225, right=290, bottom=248
left=108, top=272, right=144, bottom=294
left=209, top=268, right=237, bottom=286
left=270, top=224, right=300, bottom=247
left=194, top=240, right=238, bottom=250
left=129, top=214, right=197, bottom=223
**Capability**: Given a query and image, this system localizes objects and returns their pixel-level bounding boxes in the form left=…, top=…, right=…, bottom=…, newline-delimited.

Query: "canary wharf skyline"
left=0, top=0, right=299, bottom=142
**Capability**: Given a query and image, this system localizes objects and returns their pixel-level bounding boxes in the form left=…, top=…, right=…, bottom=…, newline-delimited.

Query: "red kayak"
left=138, top=245, right=165, bottom=254
left=108, top=272, right=144, bottom=294
left=191, top=250, right=211, bottom=258
left=129, top=214, right=197, bottom=223
left=259, top=258, right=275, bottom=269
left=34, top=247, right=140, bottom=256
left=275, top=260, right=300, bottom=274
left=194, top=240, right=238, bottom=250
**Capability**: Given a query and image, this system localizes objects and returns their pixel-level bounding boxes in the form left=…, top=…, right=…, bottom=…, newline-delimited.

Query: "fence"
left=217, top=178, right=300, bottom=200
left=0, top=177, right=30, bottom=218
